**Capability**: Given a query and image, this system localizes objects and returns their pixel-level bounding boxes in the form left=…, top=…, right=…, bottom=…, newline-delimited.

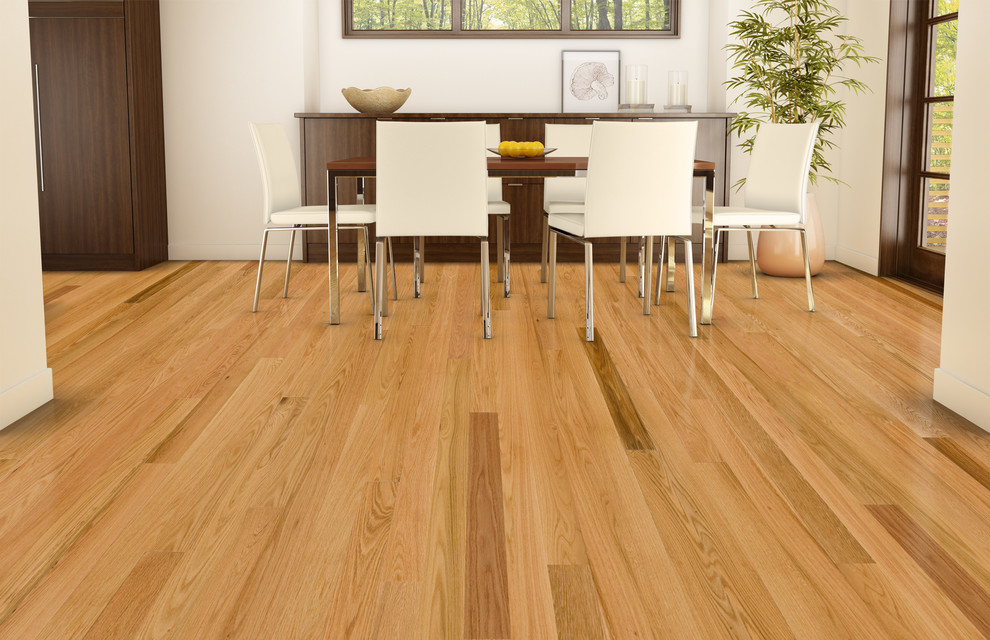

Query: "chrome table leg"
left=665, top=236, right=676, bottom=292
left=700, top=170, right=715, bottom=325
left=746, top=228, right=759, bottom=299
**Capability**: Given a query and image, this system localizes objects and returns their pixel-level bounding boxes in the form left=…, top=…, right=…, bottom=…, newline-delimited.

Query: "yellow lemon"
left=525, top=141, right=544, bottom=157
left=508, top=141, right=526, bottom=157
left=497, top=140, right=511, bottom=156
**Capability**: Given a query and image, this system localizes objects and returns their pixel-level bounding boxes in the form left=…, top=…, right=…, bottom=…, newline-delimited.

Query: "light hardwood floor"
left=2, top=259, right=989, bottom=639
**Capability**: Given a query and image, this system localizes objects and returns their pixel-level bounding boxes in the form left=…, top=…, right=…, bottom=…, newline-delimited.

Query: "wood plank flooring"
left=2, top=258, right=989, bottom=639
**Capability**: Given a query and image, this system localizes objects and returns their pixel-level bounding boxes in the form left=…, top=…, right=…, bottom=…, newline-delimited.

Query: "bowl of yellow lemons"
left=489, top=141, right=555, bottom=158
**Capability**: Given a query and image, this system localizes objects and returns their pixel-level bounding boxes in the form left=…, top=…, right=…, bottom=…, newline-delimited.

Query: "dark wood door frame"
left=879, top=0, right=948, bottom=292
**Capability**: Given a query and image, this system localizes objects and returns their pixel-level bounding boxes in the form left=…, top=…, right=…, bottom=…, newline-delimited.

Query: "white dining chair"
left=547, top=120, right=699, bottom=341
left=541, top=124, right=592, bottom=283
left=374, top=120, right=492, bottom=340
left=249, top=122, right=389, bottom=313
left=692, top=122, right=819, bottom=317
left=486, top=124, right=512, bottom=297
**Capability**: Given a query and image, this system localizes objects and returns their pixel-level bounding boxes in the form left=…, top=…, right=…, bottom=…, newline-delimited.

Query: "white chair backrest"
left=544, top=124, right=593, bottom=206
left=484, top=123, right=501, bottom=154
left=485, top=123, right=503, bottom=202
left=376, top=120, right=489, bottom=237
left=583, top=120, right=698, bottom=239
left=744, top=122, right=819, bottom=222
left=249, top=123, right=302, bottom=224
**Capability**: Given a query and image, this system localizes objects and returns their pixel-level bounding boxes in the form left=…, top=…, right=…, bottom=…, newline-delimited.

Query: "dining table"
left=324, top=155, right=718, bottom=326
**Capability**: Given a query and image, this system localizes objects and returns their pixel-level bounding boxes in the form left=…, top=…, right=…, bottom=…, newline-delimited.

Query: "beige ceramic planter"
left=756, top=193, right=825, bottom=277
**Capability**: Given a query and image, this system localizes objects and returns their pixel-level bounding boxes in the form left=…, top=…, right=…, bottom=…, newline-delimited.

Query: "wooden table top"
left=326, top=156, right=716, bottom=174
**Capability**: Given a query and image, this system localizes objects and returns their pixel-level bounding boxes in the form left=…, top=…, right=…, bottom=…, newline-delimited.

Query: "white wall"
left=154, top=0, right=941, bottom=295
left=1, top=2, right=53, bottom=429
left=162, top=0, right=320, bottom=260
left=933, top=0, right=990, bottom=431
left=158, top=0, right=885, bottom=266
left=162, top=0, right=716, bottom=260
left=831, top=0, right=889, bottom=275
left=319, top=0, right=712, bottom=113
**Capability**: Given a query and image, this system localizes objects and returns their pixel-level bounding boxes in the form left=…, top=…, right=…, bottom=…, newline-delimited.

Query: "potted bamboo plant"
left=724, top=0, right=879, bottom=276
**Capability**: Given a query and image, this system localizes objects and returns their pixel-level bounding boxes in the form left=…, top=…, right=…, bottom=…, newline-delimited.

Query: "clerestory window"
left=344, top=0, right=677, bottom=37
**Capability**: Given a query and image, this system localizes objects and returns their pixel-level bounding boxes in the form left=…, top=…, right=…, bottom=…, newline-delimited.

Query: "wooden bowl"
left=341, top=87, right=412, bottom=113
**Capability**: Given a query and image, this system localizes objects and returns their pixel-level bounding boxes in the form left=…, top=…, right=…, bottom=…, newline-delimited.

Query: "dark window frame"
left=343, top=0, right=678, bottom=38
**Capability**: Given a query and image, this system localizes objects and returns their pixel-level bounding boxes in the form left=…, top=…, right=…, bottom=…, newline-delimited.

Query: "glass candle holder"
left=625, top=65, right=648, bottom=105
left=668, top=70, right=688, bottom=106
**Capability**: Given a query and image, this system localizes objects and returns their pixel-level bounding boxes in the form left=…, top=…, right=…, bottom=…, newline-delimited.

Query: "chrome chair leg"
left=413, top=236, right=422, bottom=298
left=637, top=236, right=645, bottom=298
left=356, top=225, right=368, bottom=293
left=364, top=227, right=375, bottom=311
left=746, top=227, right=759, bottom=299
left=375, top=239, right=385, bottom=339
left=496, top=218, right=504, bottom=283
left=665, top=236, right=677, bottom=292
left=252, top=228, right=271, bottom=312
left=801, top=228, right=815, bottom=312
left=411, top=236, right=418, bottom=290
left=547, top=229, right=557, bottom=318
left=711, top=228, right=722, bottom=317
left=619, top=236, right=627, bottom=283
left=643, top=236, right=653, bottom=316
left=481, top=237, right=491, bottom=339
left=654, top=235, right=667, bottom=305
left=585, top=241, right=594, bottom=342
left=282, top=226, right=297, bottom=298
left=540, top=216, right=549, bottom=284
left=503, top=215, right=510, bottom=298
left=392, top=245, right=397, bottom=301
left=419, top=236, right=426, bottom=283
left=684, top=239, right=698, bottom=337
left=381, top=239, right=389, bottom=318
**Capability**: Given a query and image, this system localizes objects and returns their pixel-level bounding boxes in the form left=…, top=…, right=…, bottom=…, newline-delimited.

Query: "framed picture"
left=561, top=50, right=620, bottom=113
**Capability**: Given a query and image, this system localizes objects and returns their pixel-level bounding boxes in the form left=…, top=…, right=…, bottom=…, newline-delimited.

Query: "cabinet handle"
left=584, top=117, right=600, bottom=121
left=507, top=117, right=524, bottom=120
left=505, top=183, right=524, bottom=187
left=34, top=64, right=45, bottom=192
left=430, top=117, right=446, bottom=120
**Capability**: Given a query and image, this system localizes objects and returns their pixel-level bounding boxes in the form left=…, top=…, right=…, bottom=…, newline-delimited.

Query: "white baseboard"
left=934, top=368, right=990, bottom=433
left=834, top=245, right=879, bottom=276
left=168, top=243, right=304, bottom=261
left=1, top=368, right=54, bottom=430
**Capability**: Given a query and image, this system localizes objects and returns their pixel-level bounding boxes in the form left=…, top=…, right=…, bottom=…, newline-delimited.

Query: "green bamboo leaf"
left=724, top=0, right=878, bottom=184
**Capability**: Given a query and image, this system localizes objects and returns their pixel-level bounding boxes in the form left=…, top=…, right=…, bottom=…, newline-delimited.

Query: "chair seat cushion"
left=547, top=212, right=586, bottom=237
left=487, top=200, right=511, bottom=215
left=337, top=204, right=377, bottom=225
left=545, top=200, right=586, bottom=214
left=269, top=204, right=376, bottom=226
left=691, top=205, right=801, bottom=227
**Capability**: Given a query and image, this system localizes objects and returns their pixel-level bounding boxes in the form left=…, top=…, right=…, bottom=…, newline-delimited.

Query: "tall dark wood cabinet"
left=29, top=0, right=167, bottom=270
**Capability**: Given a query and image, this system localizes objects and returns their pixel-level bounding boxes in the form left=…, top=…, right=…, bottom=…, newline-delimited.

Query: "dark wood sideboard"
left=295, top=112, right=732, bottom=263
